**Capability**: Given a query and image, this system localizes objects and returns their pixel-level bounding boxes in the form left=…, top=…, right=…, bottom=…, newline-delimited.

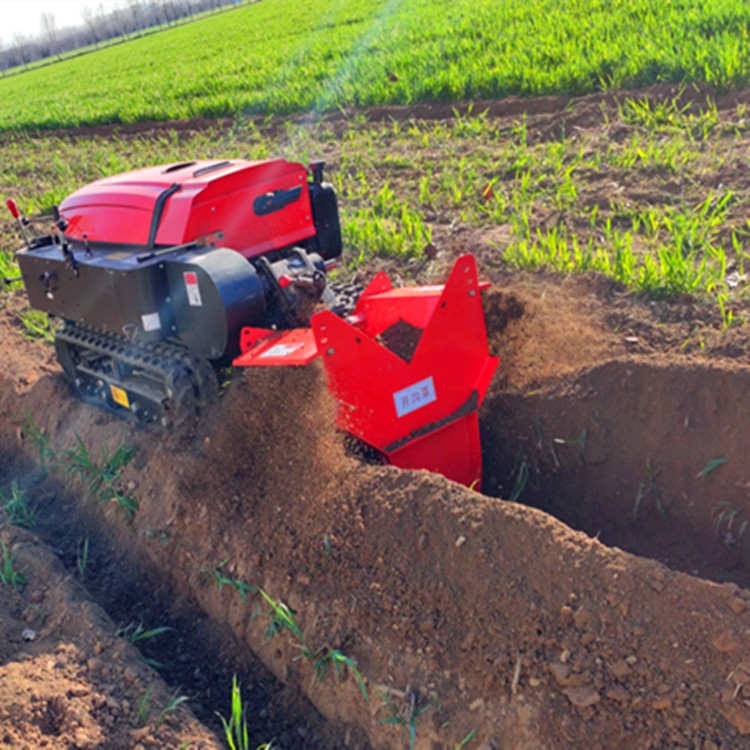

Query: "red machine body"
left=60, top=159, right=315, bottom=258
left=235, top=255, right=499, bottom=490
left=10, top=155, right=498, bottom=491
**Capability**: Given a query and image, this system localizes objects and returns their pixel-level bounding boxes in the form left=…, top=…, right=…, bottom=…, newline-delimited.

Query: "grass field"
left=2, top=0, right=750, bottom=131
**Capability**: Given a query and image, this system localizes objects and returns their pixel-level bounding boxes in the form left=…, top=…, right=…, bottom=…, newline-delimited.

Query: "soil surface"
left=0, top=525, right=221, bottom=750
left=6, top=88, right=750, bottom=750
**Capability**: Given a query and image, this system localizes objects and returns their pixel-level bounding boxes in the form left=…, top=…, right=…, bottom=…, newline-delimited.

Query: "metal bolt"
left=327, top=348, right=335, bottom=356
left=468, top=289, right=476, bottom=297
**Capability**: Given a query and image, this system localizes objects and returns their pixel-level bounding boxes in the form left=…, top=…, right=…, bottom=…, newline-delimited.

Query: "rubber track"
left=55, top=323, right=218, bottom=426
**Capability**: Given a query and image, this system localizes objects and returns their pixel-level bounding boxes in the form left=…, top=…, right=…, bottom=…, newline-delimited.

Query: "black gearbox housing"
left=17, top=242, right=268, bottom=361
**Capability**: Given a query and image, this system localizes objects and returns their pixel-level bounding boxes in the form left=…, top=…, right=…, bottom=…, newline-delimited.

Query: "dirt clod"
left=573, top=608, right=592, bottom=630
left=712, top=631, right=741, bottom=653
left=563, top=685, right=601, bottom=708
left=720, top=703, right=750, bottom=734
left=609, top=660, right=630, bottom=680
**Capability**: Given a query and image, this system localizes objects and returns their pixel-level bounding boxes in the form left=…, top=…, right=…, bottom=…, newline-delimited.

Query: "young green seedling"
left=0, top=480, right=37, bottom=530
left=697, top=456, right=727, bottom=479
left=76, top=536, right=89, bottom=579
left=379, top=690, right=436, bottom=750
left=116, top=621, right=171, bottom=644
left=218, top=676, right=252, bottom=750
left=0, top=540, right=25, bottom=588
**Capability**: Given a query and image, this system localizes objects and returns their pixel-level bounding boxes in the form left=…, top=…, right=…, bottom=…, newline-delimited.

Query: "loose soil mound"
left=0, top=525, right=221, bottom=749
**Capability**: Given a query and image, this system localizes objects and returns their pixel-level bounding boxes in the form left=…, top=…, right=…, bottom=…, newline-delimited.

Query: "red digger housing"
left=235, top=255, right=499, bottom=490
left=60, top=159, right=317, bottom=258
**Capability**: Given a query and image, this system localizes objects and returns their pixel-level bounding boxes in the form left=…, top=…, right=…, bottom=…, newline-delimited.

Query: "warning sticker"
left=393, top=376, right=437, bottom=418
left=110, top=384, right=130, bottom=409
left=141, top=312, right=161, bottom=332
left=184, top=271, right=202, bottom=307
left=260, top=343, right=304, bottom=359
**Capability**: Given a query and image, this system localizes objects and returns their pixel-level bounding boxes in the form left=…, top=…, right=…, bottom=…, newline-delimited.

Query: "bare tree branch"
left=40, top=12, right=58, bottom=58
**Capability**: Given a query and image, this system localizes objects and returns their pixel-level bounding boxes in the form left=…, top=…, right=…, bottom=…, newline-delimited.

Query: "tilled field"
left=5, top=90, right=750, bottom=749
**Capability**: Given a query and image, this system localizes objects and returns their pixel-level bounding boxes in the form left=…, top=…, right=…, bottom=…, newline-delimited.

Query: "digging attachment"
left=235, top=255, right=499, bottom=490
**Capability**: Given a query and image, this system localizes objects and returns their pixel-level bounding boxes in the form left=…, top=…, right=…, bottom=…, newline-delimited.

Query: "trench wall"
left=482, top=358, right=750, bottom=586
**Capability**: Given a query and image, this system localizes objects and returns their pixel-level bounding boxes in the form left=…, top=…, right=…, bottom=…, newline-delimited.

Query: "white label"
left=393, top=376, right=437, bottom=418
left=260, top=343, right=304, bottom=359
left=141, top=312, right=161, bottom=332
left=185, top=271, right=202, bottom=307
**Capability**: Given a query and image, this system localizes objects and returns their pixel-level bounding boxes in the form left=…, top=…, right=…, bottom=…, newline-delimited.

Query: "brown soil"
left=0, top=525, right=221, bottom=749
left=11, top=81, right=743, bottom=146
left=8, top=91, right=750, bottom=750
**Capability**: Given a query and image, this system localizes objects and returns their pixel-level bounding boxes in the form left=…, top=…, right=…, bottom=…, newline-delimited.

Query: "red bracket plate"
left=233, top=327, right=319, bottom=366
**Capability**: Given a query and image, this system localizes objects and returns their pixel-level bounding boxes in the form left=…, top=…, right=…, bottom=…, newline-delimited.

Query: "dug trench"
left=5, top=265, right=750, bottom=749
left=482, top=359, right=750, bottom=590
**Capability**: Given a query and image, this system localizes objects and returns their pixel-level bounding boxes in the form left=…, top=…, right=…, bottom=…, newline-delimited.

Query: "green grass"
left=378, top=690, right=435, bottom=750
left=17, top=309, right=55, bottom=341
left=219, top=676, right=253, bottom=750
left=203, top=558, right=257, bottom=600
left=0, top=249, right=19, bottom=283
left=634, top=460, right=664, bottom=520
left=62, top=435, right=138, bottom=519
left=456, top=729, right=478, bottom=749
left=0, top=2, right=234, bottom=80
left=0, top=539, right=26, bottom=587
left=0, top=481, right=37, bottom=530
left=76, top=536, right=89, bottom=578
left=260, top=589, right=311, bottom=651
left=3, top=0, right=750, bottom=131
left=260, top=589, right=368, bottom=700
left=116, top=621, right=172, bottom=644
left=155, top=691, right=190, bottom=731
left=3, top=91, right=750, bottom=326
left=21, top=412, right=56, bottom=471
left=697, top=456, right=728, bottom=478
left=712, top=501, right=748, bottom=541
left=137, top=683, right=154, bottom=727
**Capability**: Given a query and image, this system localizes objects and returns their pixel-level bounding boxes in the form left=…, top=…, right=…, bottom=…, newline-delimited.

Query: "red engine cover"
left=59, top=159, right=316, bottom=258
